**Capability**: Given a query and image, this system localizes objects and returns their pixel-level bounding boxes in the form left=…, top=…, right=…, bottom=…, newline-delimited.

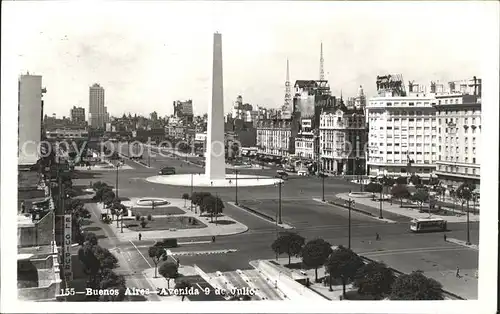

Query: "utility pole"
left=215, top=192, right=218, bottom=225
left=235, top=170, right=239, bottom=205
left=345, top=198, right=355, bottom=249
left=465, top=186, right=471, bottom=245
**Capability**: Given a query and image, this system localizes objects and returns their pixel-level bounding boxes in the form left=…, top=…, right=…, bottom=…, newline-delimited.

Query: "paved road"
left=72, top=149, right=480, bottom=299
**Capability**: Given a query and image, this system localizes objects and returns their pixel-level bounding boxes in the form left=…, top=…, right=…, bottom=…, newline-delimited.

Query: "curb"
left=446, top=237, right=479, bottom=251
left=312, top=198, right=397, bottom=224
left=227, top=202, right=295, bottom=229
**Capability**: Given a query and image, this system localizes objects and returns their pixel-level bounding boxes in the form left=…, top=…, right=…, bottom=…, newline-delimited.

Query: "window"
left=395, top=143, right=400, bottom=146
left=472, top=169, right=476, bottom=174
left=387, top=151, right=393, bottom=154
left=409, top=102, right=415, bottom=106
left=473, top=157, right=476, bottom=163
left=465, top=118, right=468, bottom=124
left=387, top=143, right=393, bottom=146
left=409, top=118, right=415, bottom=122
left=472, top=118, right=476, bottom=124
left=387, top=126, right=393, bottom=130
left=465, top=157, right=468, bottom=163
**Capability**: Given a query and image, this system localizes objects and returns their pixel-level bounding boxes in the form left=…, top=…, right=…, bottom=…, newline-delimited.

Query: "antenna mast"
left=319, top=42, right=325, bottom=80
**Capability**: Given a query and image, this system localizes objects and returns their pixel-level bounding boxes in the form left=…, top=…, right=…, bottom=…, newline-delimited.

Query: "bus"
left=410, top=218, right=447, bottom=232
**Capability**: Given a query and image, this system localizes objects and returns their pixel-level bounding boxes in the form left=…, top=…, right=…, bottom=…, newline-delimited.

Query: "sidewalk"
left=228, top=202, right=295, bottom=230
left=105, top=198, right=249, bottom=241
left=335, top=193, right=480, bottom=223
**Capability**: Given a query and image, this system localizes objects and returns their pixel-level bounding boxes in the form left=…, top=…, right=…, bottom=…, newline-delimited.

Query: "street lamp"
left=379, top=184, right=383, bottom=219
left=355, top=156, right=362, bottom=192
left=277, top=180, right=283, bottom=224
left=235, top=170, right=239, bottom=205
left=464, top=186, right=471, bottom=245
left=345, top=198, right=355, bottom=249
left=321, top=172, right=325, bottom=202
left=115, top=162, right=120, bottom=199
left=190, top=173, right=194, bottom=211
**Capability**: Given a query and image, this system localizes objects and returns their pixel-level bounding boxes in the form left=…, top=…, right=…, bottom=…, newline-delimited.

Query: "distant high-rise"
left=89, top=83, right=106, bottom=128
left=18, top=73, right=45, bottom=166
left=173, top=100, right=194, bottom=124
left=70, top=106, right=86, bottom=123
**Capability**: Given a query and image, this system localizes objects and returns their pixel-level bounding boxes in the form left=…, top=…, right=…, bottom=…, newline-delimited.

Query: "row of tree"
left=92, top=181, right=127, bottom=224
left=77, top=232, right=126, bottom=301
left=190, top=192, right=224, bottom=222
left=271, top=232, right=444, bottom=300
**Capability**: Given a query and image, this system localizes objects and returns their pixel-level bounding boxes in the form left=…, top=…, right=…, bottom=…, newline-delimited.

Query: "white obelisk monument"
left=205, top=33, right=226, bottom=181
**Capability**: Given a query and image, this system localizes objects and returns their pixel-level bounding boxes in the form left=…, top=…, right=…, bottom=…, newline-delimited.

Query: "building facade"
left=88, top=83, right=106, bottom=129
left=256, top=119, right=298, bottom=158
left=319, top=108, right=367, bottom=175
left=295, top=118, right=316, bottom=160
left=173, top=100, right=194, bottom=124
left=434, top=87, right=481, bottom=188
left=70, top=106, right=85, bottom=123
left=18, top=73, right=45, bottom=166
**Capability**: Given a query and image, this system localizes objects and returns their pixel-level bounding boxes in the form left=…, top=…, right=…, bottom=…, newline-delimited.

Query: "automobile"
left=275, top=170, right=288, bottom=180
left=297, top=170, right=308, bottom=176
left=159, top=167, right=176, bottom=175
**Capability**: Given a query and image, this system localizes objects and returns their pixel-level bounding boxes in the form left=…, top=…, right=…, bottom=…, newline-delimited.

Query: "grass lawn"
left=131, top=206, right=186, bottom=217
left=125, top=216, right=206, bottom=231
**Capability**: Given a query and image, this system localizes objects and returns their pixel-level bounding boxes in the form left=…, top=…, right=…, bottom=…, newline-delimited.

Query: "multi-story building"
left=433, top=77, right=482, bottom=188
left=256, top=119, right=298, bottom=159
left=70, top=106, right=85, bottom=123
left=173, top=100, right=194, bottom=124
left=295, top=118, right=316, bottom=160
left=366, top=75, right=438, bottom=178
left=88, top=83, right=106, bottom=129
left=319, top=107, right=367, bottom=175
left=18, top=73, right=46, bottom=166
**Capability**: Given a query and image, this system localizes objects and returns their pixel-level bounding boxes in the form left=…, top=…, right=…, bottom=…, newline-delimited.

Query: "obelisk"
left=205, top=33, right=226, bottom=180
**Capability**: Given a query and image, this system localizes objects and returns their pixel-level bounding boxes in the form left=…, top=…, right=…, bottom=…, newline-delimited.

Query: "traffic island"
left=312, top=198, right=397, bottom=224
left=105, top=198, right=249, bottom=241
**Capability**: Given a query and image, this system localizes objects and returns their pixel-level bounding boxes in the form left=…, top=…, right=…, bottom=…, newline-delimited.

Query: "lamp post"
left=235, top=170, right=239, bottom=205
left=115, top=162, right=120, bottom=200
left=379, top=184, right=383, bottom=219
left=345, top=198, right=355, bottom=249
left=190, top=173, right=194, bottom=211
left=278, top=181, right=283, bottom=224
left=120, top=209, right=124, bottom=233
left=321, top=172, right=325, bottom=202
left=464, top=186, right=471, bottom=245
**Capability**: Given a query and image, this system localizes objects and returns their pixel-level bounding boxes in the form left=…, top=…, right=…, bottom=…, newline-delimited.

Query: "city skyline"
left=4, top=1, right=489, bottom=118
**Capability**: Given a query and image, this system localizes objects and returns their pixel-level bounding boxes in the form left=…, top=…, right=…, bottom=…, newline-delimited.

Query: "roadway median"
left=227, top=202, right=294, bottom=230
left=312, top=198, right=397, bottom=224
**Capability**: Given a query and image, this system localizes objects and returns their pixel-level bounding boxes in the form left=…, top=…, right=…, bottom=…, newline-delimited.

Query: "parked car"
left=159, top=166, right=176, bottom=175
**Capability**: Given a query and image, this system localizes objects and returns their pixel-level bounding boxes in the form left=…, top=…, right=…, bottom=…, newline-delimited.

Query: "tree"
left=99, top=268, right=126, bottom=301
left=148, top=246, right=165, bottom=278
left=271, top=232, right=305, bottom=265
left=203, top=195, right=224, bottom=222
left=324, top=245, right=364, bottom=297
left=354, top=261, right=395, bottom=299
left=182, top=193, right=190, bottom=208
left=411, top=189, right=429, bottom=212
left=365, top=183, right=383, bottom=194
left=381, top=177, right=396, bottom=195
left=191, top=192, right=211, bottom=208
left=174, top=280, right=192, bottom=301
left=301, top=239, right=333, bottom=282
left=456, top=182, right=474, bottom=212
left=409, top=174, right=421, bottom=186
left=159, top=262, right=179, bottom=289
left=395, top=176, right=408, bottom=185
left=390, top=271, right=443, bottom=300
left=391, top=184, right=410, bottom=207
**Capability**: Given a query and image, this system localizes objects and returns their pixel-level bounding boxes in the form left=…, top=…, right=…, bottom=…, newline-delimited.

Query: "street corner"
left=446, top=237, right=479, bottom=251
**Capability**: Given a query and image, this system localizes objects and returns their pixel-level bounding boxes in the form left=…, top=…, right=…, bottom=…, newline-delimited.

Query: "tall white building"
left=18, top=73, right=45, bottom=166
left=295, top=118, right=315, bottom=160
left=433, top=78, right=481, bottom=189
left=89, top=83, right=106, bottom=128
left=366, top=82, right=438, bottom=178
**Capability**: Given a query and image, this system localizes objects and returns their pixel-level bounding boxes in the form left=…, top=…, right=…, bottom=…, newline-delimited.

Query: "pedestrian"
left=212, top=236, right=216, bottom=242
left=456, top=266, right=460, bottom=278
left=138, top=233, right=142, bottom=241
left=229, top=179, right=232, bottom=184
left=376, top=233, right=380, bottom=241
left=444, top=233, right=447, bottom=242
left=211, top=181, right=213, bottom=186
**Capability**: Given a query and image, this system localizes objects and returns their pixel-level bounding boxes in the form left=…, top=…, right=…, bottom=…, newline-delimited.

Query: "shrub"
left=140, top=221, right=148, bottom=228
left=135, top=214, right=141, bottom=221
left=140, top=216, right=146, bottom=222
left=147, top=214, right=152, bottom=221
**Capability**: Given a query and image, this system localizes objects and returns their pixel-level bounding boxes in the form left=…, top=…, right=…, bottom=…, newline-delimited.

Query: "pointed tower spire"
left=283, top=58, right=292, bottom=119
left=319, top=42, right=325, bottom=80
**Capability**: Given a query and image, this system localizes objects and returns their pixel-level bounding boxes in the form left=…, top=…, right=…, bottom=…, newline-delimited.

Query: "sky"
left=2, top=1, right=496, bottom=118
